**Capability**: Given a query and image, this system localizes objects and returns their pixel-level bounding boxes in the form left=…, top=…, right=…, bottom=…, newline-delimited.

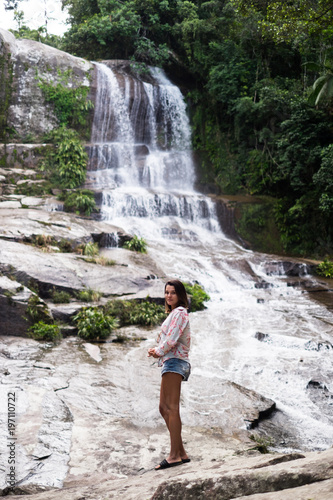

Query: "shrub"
left=249, top=434, right=273, bottom=454
left=34, top=234, right=53, bottom=247
left=15, top=181, right=52, bottom=197
left=316, top=259, right=333, bottom=278
left=105, top=299, right=165, bottom=326
left=74, top=307, right=118, bottom=340
left=82, top=242, right=99, bottom=257
left=26, top=294, right=52, bottom=323
left=184, top=283, right=210, bottom=311
left=38, top=69, right=93, bottom=130
left=76, top=288, right=102, bottom=302
left=41, top=126, right=88, bottom=189
left=27, top=321, right=62, bottom=342
left=95, top=256, right=116, bottom=266
left=123, top=235, right=147, bottom=253
left=58, top=189, right=97, bottom=216
left=58, top=239, right=74, bottom=253
left=52, top=290, right=71, bottom=303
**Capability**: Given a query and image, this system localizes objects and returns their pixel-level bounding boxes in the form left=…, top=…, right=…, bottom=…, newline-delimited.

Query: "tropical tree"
left=307, top=61, right=333, bottom=106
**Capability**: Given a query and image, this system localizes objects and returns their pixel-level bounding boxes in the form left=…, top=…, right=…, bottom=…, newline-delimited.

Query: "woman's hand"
left=147, top=348, right=159, bottom=358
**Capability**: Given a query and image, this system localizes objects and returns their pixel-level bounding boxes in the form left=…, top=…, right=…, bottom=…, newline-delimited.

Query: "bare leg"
left=158, top=372, right=188, bottom=464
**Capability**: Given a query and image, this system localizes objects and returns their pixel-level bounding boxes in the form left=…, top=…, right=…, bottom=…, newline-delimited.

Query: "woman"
left=148, top=279, right=191, bottom=470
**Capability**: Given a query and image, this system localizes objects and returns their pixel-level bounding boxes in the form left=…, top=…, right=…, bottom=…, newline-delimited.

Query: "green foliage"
left=123, top=235, right=147, bottom=253
left=249, top=433, right=273, bottom=454
left=27, top=321, right=62, bottom=342
left=38, top=69, right=93, bottom=129
left=105, top=299, right=165, bottom=326
left=74, top=307, right=118, bottom=340
left=276, top=104, right=331, bottom=191
left=58, top=0, right=333, bottom=256
left=207, top=41, right=254, bottom=108
left=76, top=288, right=102, bottom=302
left=184, top=283, right=210, bottom=311
left=313, top=145, right=333, bottom=216
left=42, top=126, right=88, bottom=189
left=58, top=189, right=97, bottom=215
left=316, top=259, right=333, bottom=278
left=26, top=294, right=52, bottom=323
left=52, top=290, right=72, bottom=304
left=235, top=201, right=284, bottom=254
left=307, top=61, right=333, bottom=107
left=82, top=242, right=99, bottom=257
left=0, top=48, right=14, bottom=144
left=15, top=181, right=52, bottom=197
left=132, top=38, right=169, bottom=66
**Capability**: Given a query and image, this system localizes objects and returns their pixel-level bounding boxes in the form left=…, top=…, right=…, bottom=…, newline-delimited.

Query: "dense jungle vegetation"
left=7, top=0, right=333, bottom=258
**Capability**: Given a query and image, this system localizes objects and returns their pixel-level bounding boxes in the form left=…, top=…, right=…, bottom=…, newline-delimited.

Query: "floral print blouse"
left=155, top=306, right=191, bottom=366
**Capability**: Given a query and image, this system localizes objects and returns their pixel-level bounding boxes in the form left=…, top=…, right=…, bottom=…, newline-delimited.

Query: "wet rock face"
left=0, top=28, right=93, bottom=141
left=264, top=261, right=314, bottom=277
left=0, top=332, right=311, bottom=498
left=0, top=207, right=166, bottom=336
left=0, top=275, right=35, bottom=335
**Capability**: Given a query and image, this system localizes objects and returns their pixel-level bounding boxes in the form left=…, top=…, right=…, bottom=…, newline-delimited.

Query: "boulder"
left=0, top=28, right=93, bottom=141
left=152, top=448, right=333, bottom=499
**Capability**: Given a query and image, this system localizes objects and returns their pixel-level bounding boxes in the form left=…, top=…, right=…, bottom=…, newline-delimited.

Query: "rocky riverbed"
left=1, top=332, right=333, bottom=500
left=0, top=200, right=333, bottom=499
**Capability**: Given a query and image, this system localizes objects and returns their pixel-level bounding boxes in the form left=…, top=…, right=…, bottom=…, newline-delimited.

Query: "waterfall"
left=87, top=62, right=333, bottom=452
left=87, top=62, right=220, bottom=239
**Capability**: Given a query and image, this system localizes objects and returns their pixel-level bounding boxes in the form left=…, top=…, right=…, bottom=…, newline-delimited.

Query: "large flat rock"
left=1, top=333, right=323, bottom=500
left=0, top=208, right=121, bottom=243
left=0, top=208, right=165, bottom=300
left=0, top=207, right=166, bottom=335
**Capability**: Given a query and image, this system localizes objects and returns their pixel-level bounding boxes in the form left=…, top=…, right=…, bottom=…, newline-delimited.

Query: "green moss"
left=15, top=181, right=52, bottom=197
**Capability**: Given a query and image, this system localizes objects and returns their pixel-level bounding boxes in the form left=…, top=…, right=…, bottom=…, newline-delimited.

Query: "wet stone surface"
left=0, top=331, right=277, bottom=494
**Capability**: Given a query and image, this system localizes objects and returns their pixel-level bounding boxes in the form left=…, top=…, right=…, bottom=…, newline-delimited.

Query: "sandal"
left=155, top=459, right=183, bottom=470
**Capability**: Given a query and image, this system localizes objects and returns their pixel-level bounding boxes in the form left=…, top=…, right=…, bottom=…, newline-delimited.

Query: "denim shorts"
left=161, top=358, right=191, bottom=382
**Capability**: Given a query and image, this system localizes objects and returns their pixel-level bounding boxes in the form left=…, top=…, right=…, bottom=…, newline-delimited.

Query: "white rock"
left=0, top=200, right=21, bottom=208
left=21, top=196, right=44, bottom=206
left=83, top=343, right=102, bottom=363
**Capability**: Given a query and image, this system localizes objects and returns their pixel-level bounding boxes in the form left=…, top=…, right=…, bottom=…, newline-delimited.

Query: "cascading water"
left=87, top=62, right=333, bottom=452
left=87, top=62, right=220, bottom=240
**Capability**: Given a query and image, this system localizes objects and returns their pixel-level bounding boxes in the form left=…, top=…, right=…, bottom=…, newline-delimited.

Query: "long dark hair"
left=164, top=279, right=189, bottom=313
